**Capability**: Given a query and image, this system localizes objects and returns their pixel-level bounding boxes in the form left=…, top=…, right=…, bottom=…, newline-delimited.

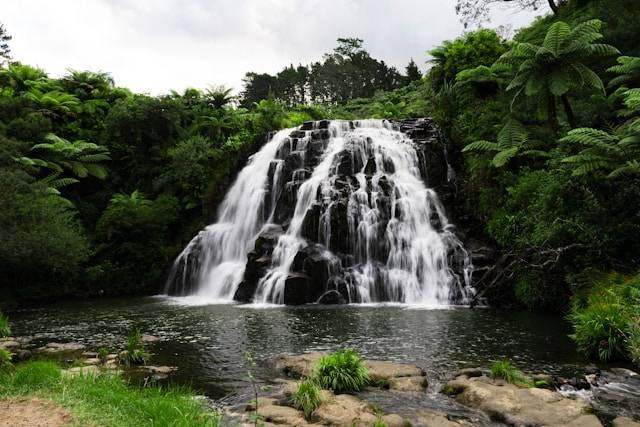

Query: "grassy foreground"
left=0, top=361, right=221, bottom=427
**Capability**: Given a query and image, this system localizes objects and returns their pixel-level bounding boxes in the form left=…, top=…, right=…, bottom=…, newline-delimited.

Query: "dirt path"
left=0, top=398, right=72, bottom=427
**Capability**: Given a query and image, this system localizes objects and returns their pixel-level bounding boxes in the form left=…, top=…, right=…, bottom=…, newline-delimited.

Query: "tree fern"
left=607, top=56, right=640, bottom=88
left=496, top=19, right=618, bottom=130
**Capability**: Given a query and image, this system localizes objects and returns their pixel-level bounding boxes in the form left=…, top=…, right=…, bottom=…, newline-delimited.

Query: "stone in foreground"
left=443, top=374, right=599, bottom=426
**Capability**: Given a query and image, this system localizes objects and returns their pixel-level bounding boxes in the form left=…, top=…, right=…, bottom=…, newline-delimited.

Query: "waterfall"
left=166, top=119, right=474, bottom=305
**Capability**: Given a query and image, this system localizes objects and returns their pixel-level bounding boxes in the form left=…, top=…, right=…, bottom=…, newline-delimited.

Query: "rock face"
left=443, top=373, right=599, bottom=426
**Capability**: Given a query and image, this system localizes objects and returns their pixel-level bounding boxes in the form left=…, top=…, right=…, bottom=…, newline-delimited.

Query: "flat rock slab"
left=614, top=417, right=640, bottom=427
left=37, top=342, right=85, bottom=355
left=276, top=352, right=427, bottom=391
left=444, top=375, right=598, bottom=426
left=0, top=398, right=72, bottom=427
left=415, top=410, right=475, bottom=426
left=62, top=365, right=100, bottom=377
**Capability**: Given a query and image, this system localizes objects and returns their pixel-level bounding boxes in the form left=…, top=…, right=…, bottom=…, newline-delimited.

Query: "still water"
left=10, top=297, right=583, bottom=401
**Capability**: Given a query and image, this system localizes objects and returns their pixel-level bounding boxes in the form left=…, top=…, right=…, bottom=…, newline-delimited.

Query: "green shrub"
left=98, top=347, right=109, bottom=364
left=569, top=273, right=640, bottom=362
left=120, top=328, right=149, bottom=367
left=0, top=348, right=13, bottom=372
left=291, top=379, right=323, bottom=419
left=0, top=310, right=10, bottom=337
left=627, top=318, right=640, bottom=366
left=373, top=418, right=389, bottom=427
left=490, top=360, right=533, bottom=387
left=314, top=349, right=369, bottom=393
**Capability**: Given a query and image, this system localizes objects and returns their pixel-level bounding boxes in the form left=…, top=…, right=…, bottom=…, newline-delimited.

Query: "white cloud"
left=1, top=0, right=544, bottom=95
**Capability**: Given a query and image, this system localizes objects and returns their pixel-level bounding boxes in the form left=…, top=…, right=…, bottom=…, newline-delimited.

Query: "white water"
left=166, top=120, right=473, bottom=306
left=165, top=128, right=293, bottom=302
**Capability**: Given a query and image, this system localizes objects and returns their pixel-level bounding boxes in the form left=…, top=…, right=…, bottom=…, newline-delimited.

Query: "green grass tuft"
left=490, top=360, right=533, bottom=387
left=291, top=379, right=323, bottom=419
left=314, top=349, right=369, bottom=393
left=0, top=310, right=11, bottom=338
left=120, top=328, right=150, bottom=367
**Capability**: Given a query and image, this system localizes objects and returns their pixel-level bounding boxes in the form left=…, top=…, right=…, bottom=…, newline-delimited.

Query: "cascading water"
left=166, top=119, right=474, bottom=305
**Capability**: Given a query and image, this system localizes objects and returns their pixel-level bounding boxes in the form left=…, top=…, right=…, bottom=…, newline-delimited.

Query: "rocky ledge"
left=442, top=370, right=640, bottom=427
left=276, top=352, right=428, bottom=392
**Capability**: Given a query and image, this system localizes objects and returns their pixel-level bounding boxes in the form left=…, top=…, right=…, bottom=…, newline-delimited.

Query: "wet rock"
left=455, top=368, right=485, bottom=378
left=37, top=342, right=85, bottom=355
left=256, top=403, right=312, bottom=426
left=387, top=375, right=428, bottom=391
left=276, top=352, right=427, bottom=391
left=313, top=394, right=379, bottom=425
left=317, top=290, right=346, bottom=305
left=584, top=365, right=601, bottom=375
left=443, top=374, right=595, bottom=425
left=613, top=416, right=640, bottom=427
left=83, top=358, right=101, bottom=366
left=0, top=339, right=20, bottom=350
left=610, top=368, right=639, bottom=377
left=415, top=410, right=474, bottom=426
left=81, top=351, right=98, bottom=358
left=12, top=349, right=32, bottom=361
left=141, top=335, right=160, bottom=343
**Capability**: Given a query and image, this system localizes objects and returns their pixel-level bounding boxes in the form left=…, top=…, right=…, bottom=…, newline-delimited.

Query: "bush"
left=0, top=348, right=13, bottom=372
left=314, top=349, right=369, bottom=393
left=490, top=360, right=533, bottom=387
left=569, top=273, right=640, bottom=362
left=120, top=328, right=149, bottom=367
left=291, top=379, right=323, bottom=419
left=0, top=310, right=10, bottom=337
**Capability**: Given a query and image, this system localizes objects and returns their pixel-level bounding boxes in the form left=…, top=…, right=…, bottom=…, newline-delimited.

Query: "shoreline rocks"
left=442, top=371, right=600, bottom=426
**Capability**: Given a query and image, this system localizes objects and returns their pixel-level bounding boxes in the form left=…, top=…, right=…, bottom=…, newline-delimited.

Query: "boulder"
left=443, top=374, right=596, bottom=425
left=317, top=290, right=346, bottom=305
left=415, top=411, right=475, bottom=426
left=313, top=394, right=379, bottom=426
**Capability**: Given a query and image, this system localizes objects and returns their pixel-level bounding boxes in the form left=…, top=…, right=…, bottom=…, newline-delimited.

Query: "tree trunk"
left=548, top=0, right=559, bottom=14
left=548, top=94, right=559, bottom=134
left=560, top=94, right=577, bottom=129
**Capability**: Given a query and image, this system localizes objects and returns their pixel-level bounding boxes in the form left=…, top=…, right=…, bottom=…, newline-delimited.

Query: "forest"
left=1, top=0, right=639, bottom=367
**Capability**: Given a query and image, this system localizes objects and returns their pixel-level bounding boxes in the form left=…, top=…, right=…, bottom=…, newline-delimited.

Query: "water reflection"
left=11, top=298, right=583, bottom=399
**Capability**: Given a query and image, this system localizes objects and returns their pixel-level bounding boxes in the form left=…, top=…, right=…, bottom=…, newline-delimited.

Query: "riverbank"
left=0, top=361, right=221, bottom=426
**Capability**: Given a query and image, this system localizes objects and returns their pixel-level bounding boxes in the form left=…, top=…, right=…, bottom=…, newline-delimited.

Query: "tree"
left=405, top=59, right=422, bottom=83
left=496, top=19, right=619, bottom=131
left=428, top=29, right=508, bottom=91
left=0, top=23, right=11, bottom=65
left=455, top=0, right=567, bottom=27
left=16, top=133, right=111, bottom=180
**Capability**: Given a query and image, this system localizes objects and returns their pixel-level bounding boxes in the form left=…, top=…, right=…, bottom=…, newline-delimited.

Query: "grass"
left=0, top=310, right=11, bottom=337
left=291, top=379, right=323, bottom=419
left=0, top=361, right=221, bottom=426
left=490, top=360, right=533, bottom=387
left=314, top=349, right=369, bottom=393
left=568, top=272, right=640, bottom=362
left=120, top=328, right=150, bottom=367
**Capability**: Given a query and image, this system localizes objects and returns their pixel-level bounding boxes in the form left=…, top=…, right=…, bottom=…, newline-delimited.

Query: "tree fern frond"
left=462, top=140, right=500, bottom=152
left=543, top=21, right=571, bottom=56
left=492, top=147, right=519, bottom=167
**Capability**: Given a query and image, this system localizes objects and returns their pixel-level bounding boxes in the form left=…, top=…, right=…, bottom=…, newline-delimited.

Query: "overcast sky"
left=1, top=0, right=544, bottom=95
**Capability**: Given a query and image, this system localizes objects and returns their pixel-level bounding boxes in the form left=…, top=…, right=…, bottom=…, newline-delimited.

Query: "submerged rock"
left=443, top=374, right=598, bottom=426
left=37, top=342, right=85, bottom=355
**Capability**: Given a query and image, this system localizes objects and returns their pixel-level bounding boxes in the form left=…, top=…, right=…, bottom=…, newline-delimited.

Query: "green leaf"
left=462, top=140, right=500, bottom=152
left=543, top=21, right=571, bottom=56
left=492, top=147, right=519, bottom=167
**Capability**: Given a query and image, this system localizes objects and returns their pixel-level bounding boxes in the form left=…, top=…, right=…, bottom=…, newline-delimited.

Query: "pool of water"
left=10, top=296, right=585, bottom=401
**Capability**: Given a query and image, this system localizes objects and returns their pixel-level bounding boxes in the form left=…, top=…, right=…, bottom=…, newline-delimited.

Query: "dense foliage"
left=0, top=57, right=328, bottom=305
left=291, top=379, right=324, bottom=419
